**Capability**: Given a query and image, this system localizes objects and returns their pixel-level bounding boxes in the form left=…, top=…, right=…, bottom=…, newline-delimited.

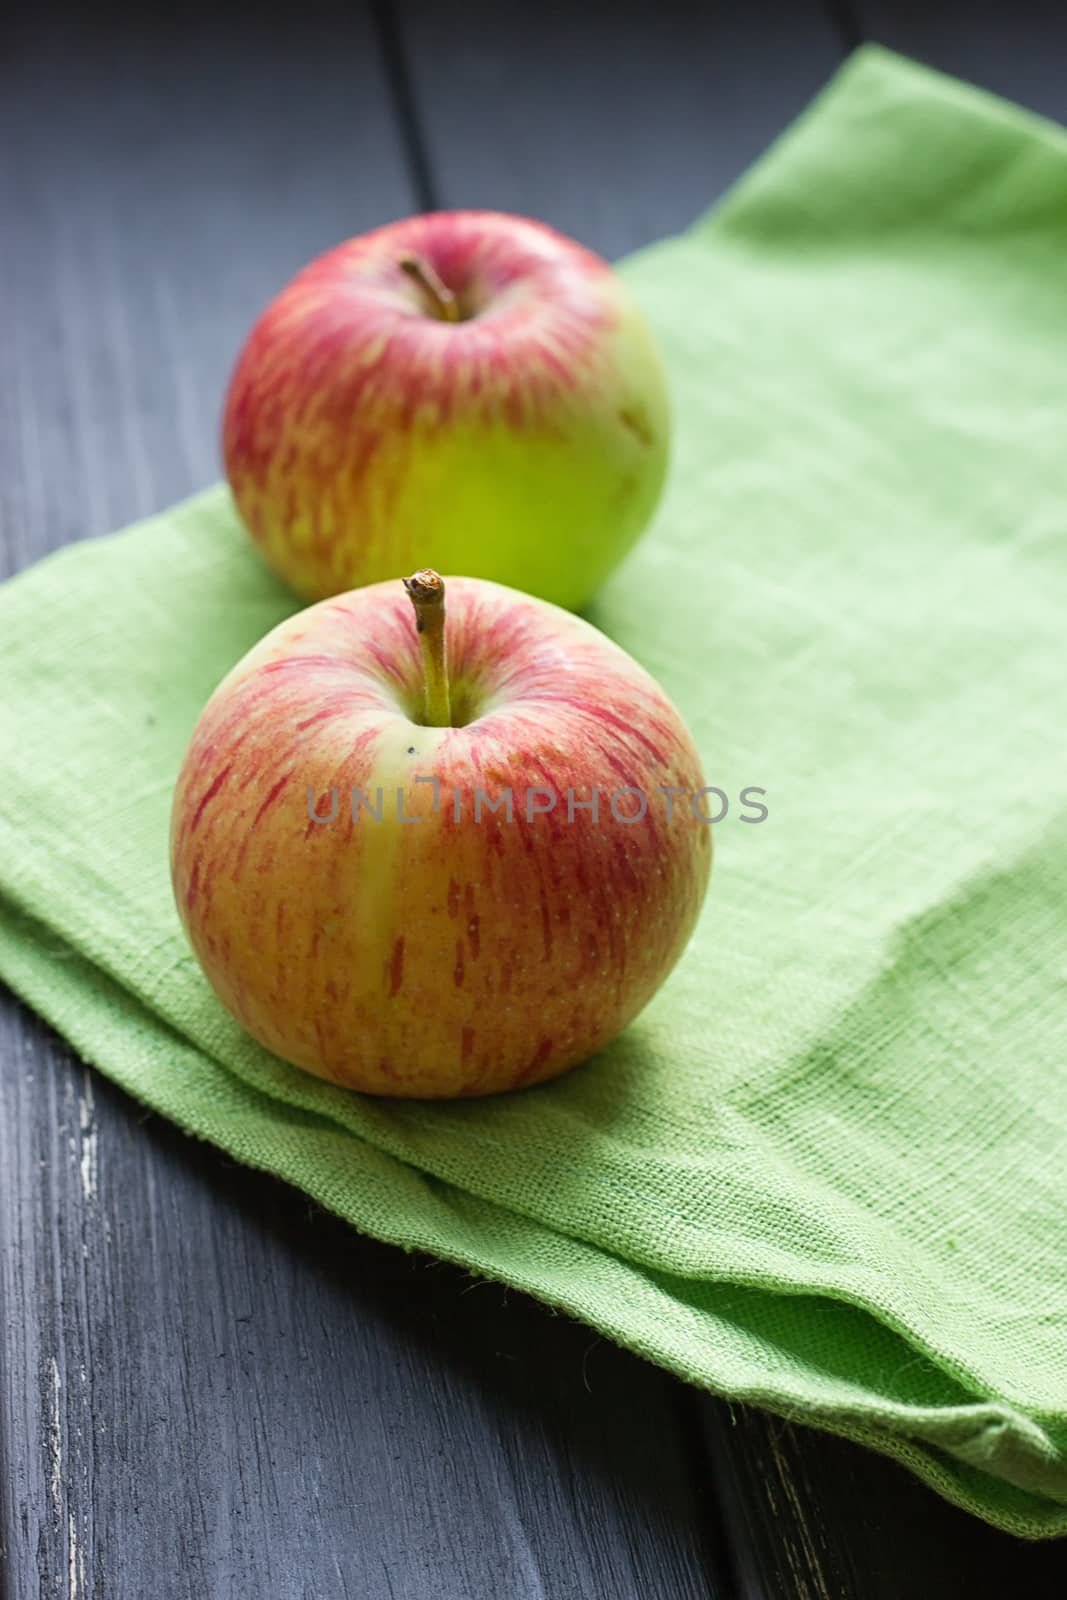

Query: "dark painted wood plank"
left=394, top=0, right=843, bottom=258
left=0, top=4, right=724, bottom=1596
left=398, top=2, right=1067, bottom=1594
left=855, top=0, right=1067, bottom=124
left=702, top=1406, right=1067, bottom=1598
left=0, top=0, right=413, bottom=572
left=0, top=1005, right=724, bottom=1600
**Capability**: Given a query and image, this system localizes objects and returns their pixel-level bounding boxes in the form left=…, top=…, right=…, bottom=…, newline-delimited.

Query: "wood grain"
left=702, top=1404, right=1067, bottom=1597
left=0, top=1011, right=725, bottom=1598
left=0, top=0, right=413, bottom=573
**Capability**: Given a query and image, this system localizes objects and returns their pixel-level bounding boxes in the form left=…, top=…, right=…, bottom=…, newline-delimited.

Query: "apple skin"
left=170, top=578, right=711, bottom=1098
left=222, top=211, right=670, bottom=610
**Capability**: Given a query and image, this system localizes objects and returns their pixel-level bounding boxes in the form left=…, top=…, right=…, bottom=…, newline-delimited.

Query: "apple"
left=222, top=211, right=670, bottom=609
left=170, top=571, right=711, bottom=1097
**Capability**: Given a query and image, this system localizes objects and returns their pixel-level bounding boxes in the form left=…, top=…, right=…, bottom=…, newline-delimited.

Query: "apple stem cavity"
left=403, top=568, right=452, bottom=727
left=398, top=253, right=460, bottom=323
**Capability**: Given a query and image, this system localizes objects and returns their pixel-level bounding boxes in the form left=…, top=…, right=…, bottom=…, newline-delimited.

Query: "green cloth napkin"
left=3, top=45, right=1067, bottom=1537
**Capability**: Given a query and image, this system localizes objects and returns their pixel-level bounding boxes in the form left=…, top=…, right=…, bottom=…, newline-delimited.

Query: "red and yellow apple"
left=222, top=211, right=670, bottom=609
left=170, top=573, right=711, bottom=1097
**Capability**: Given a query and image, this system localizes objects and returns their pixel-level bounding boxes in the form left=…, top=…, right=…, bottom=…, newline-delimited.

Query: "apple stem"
left=398, top=252, right=460, bottom=323
left=403, top=569, right=452, bottom=727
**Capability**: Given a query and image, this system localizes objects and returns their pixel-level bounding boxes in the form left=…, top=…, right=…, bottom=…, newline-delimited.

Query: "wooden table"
left=2, top=3, right=1066, bottom=1594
